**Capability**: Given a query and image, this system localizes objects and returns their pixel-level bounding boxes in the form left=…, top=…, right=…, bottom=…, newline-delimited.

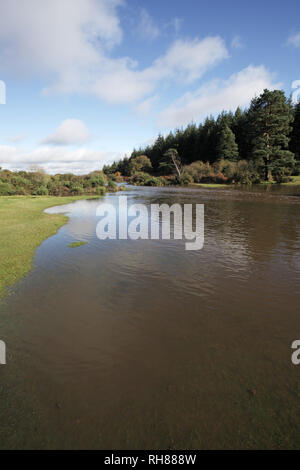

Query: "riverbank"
left=283, top=175, right=300, bottom=185
left=0, top=196, right=99, bottom=299
left=190, top=175, right=300, bottom=189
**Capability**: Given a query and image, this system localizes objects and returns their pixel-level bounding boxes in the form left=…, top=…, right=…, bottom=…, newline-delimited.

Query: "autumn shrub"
left=0, top=182, right=15, bottom=195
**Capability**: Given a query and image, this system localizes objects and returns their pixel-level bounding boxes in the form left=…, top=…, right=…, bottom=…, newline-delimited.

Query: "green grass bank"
left=0, top=196, right=97, bottom=299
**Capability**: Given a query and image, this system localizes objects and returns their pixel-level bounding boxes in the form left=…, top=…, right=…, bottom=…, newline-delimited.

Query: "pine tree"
left=201, top=117, right=218, bottom=163
left=159, top=148, right=182, bottom=176
left=232, top=107, right=252, bottom=161
left=217, top=125, right=239, bottom=161
left=248, top=89, right=295, bottom=181
left=181, top=123, right=198, bottom=164
left=151, top=134, right=166, bottom=170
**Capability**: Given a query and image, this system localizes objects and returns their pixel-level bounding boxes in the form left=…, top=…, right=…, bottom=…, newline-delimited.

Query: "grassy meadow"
left=0, top=196, right=97, bottom=299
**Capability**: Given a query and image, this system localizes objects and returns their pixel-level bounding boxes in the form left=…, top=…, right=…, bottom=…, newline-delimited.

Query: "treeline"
left=0, top=167, right=115, bottom=196
left=104, top=89, right=300, bottom=184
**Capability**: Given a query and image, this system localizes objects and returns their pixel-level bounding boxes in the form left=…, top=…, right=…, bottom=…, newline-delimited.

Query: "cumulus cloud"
left=0, top=144, right=121, bottom=174
left=89, top=36, right=229, bottom=104
left=41, top=119, right=90, bottom=146
left=287, top=32, right=300, bottom=47
left=154, top=37, right=228, bottom=83
left=0, top=0, right=123, bottom=76
left=137, top=8, right=160, bottom=40
left=0, top=1, right=229, bottom=105
left=159, top=65, right=281, bottom=128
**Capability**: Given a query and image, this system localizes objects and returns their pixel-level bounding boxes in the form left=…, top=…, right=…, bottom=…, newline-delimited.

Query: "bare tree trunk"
left=171, top=155, right=181, bottom=177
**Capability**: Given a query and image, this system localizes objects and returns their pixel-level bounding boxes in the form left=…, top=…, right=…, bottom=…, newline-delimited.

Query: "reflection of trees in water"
left=141, top=189, right=300, bottom=266
left=205, top=199, right=300, bottom=263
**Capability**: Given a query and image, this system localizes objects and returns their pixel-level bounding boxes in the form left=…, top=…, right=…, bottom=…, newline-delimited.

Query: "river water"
left=0, top=185, right=300, bottom=449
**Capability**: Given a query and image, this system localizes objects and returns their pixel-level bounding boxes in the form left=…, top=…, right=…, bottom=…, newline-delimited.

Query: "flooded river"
left=0, top=185, right=300, bottom=449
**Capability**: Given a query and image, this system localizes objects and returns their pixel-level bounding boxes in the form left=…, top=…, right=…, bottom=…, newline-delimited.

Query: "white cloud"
left=231, top=35, right=244, bottom=49
left=159, top=65, right=281, bottom=128
left=134, top=95, right=158, bottom=116
left=152, top=37, right=229, bottom=84
left=137, top=8, right=160, bottom=40
left=287, top=32, right=300, bottom=47
left=0, top=1, right=228, bottom=105
left=0, top=0, right=123, bottom=76
left=6, top=133, right=27, bottom=143
left=89, top=36, right=229, bottom=104
left=41, top=119, right=90, bottom=146
left=0, top=144, right=121, bottom=174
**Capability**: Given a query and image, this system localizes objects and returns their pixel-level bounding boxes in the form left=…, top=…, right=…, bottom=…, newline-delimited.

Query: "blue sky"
left=0, top=0, right=300, bottom=173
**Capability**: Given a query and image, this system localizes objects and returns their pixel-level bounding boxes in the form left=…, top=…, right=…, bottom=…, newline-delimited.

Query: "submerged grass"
left=68, top=241, right=87, bottom=248
left=0, top=196, right=97, bottom=299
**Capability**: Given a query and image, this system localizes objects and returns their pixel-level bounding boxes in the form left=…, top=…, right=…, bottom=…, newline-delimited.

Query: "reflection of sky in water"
left=41, top=187, right=300, bottom=298
left=1, top=186, right=300, bottom=449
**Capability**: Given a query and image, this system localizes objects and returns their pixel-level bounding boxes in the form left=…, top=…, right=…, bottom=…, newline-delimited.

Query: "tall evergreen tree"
left=201, top=116, right=218, bottom=163
left=179, top=124, right=195, bottom=164
left=248, top=89, right=295, bottom=181
left=232, top=107, right=252, bottom=161
left=159, top=148, right=182, bottom=176
left=151, top=134, right=166, bottom=170
left=217, top=125, right=239, bottom=161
